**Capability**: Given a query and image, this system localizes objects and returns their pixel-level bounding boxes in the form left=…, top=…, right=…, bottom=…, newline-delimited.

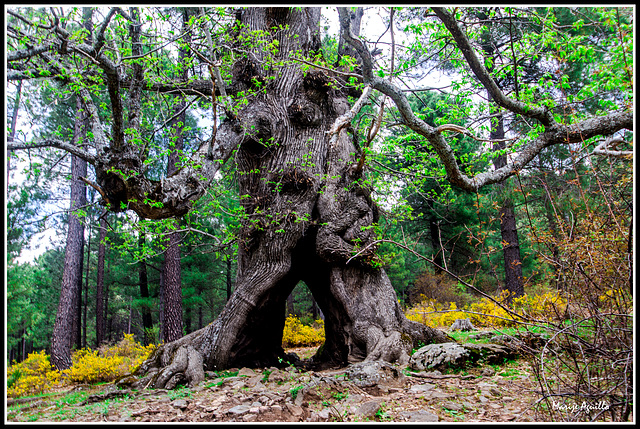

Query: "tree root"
left=127, top=343, right=205, bottom=390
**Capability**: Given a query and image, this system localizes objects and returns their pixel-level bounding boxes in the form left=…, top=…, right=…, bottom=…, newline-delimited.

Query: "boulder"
left=344, top=361, right=406, bottom=388
left=409, top=342, right=469, bottom=371
left=409, top=342, right=517, bottom=371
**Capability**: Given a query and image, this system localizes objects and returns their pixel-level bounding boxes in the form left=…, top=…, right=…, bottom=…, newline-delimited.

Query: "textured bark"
left=50, top=99, right=88, bottom=371
left=95, top=214, right=107, bottom=347
left=490, top=113, right=524, bottom=299
left=7, top=8, right=633, bottom=208
left=225, top=255, right=233, bottom=302
left=72, top=247, right=84, bottom=349
left=498, top=200, right=524, bottom=298
left=159, top=8, right=192, bottom=343
left=138, top=233, right=154, bottom=345
left=481, top=20, right=525, bottom=300
left=127, top=8, right=450, bottom=389
left=162, top=232, right=183, bottom=342
left=82, top=217, right=92, bottom=349
left=427, top=199, right=446, bottom=274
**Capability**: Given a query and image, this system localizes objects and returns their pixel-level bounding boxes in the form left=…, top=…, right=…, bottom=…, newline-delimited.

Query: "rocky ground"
left=6, top=345, right=544, bottom=423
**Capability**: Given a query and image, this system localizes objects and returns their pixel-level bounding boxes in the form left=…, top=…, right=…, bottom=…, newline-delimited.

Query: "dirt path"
left=6, top=349, right=542, bottom=423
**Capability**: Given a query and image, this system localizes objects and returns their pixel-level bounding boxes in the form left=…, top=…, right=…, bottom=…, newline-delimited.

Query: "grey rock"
left=238, top=367, right=257, bottom=377
left=230, top=380, right=246, bottom=389
left=311, top=408, right=331, bottom=422
left=409, top=342, right=469, bottom=371
left=477, top=381, right=498, bottom=390
left=409, top=383, right=436, bottom=393
left=171, top=399, right=189, bottom=410
left=245, top=375, right=264, bottom=387
left=355, top=400, right=382, bottom=418
left=345, top=361, right=406, bottom=388
left=242, top=414, right=258, bottom=422
left=469, top=331, right=496, bottom=340
left=423, top=391, right=452, bottom=400
left=286, top=403, right=304, bottom=416
left=266, top=369, right=287, bottom=384
left=400, top=410, right=439, bottom=422
left=208, top=377, right=224, bottom=388
left=442, top=401, right=463, bottom=412
left=344, top=393, right=366, bottom=405
left=481, top=366, right=496, bottom=377
left=462, top=401, right=475, bottom=410
left=228, top=404, right=252, bottom=415
left=329, top=403, right=348, bottom=419
left=410, top=342, right=518, bottom=371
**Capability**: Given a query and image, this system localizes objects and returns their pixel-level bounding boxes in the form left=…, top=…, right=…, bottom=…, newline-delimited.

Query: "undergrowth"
left=7, top=333, right=156, bottom=398
left=404, top=289, right=567, bottom=329
left=281, top=315, right=325, bottom=348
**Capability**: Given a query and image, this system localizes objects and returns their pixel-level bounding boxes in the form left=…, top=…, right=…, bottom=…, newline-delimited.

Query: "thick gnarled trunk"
left=130, top=7, right=449, bottom=389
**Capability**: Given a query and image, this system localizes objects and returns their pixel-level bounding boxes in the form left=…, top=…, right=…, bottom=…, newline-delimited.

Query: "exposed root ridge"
left=130, top=344, right=205, bottom=390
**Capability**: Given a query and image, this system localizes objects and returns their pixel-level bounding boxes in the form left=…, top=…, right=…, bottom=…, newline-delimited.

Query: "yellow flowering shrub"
left=63, top=333, right=156, bottom=384
left=7, top=334, right=157, bottom=398
left=510, top=290, right=568, bottom=322
left=405, top=299, right=471, bottom=327
left=282, top=315, right=325, bottom=347
left=7, top=350, right=61, bottom=398
left=405, top=290, right=567, bottom=329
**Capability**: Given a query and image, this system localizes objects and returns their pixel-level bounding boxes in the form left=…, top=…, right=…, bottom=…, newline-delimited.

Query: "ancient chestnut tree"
left=6, top=6, right=633, bottom=387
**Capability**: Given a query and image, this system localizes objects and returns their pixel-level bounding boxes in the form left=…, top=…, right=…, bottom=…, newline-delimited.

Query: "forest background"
left=5, top=5, right=634, bottom=422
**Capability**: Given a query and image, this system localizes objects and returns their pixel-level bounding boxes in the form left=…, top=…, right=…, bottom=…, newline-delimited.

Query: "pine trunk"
left=95, top=213, right=107, bottom=346
left=50, top=98, right=87, bottom=370
left=490, top=113, right=524, bottom=299
left=138, top=232, right=154, bottom=345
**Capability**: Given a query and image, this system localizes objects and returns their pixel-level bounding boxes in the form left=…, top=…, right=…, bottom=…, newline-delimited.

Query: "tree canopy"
left=7, top=6, right=632, bottom=217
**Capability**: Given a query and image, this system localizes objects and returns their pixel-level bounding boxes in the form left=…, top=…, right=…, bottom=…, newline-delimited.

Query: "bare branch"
left=337, top=7, right=374, bottom=82
left=592, top=137, right=633, bottom=159
left=8, top=139, right=97, bottom=164
left=432, top=7, right=555, bottom=127
left=7, top=42, right=54, bottom=62
left=326, top=85, right=373, bottom=147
